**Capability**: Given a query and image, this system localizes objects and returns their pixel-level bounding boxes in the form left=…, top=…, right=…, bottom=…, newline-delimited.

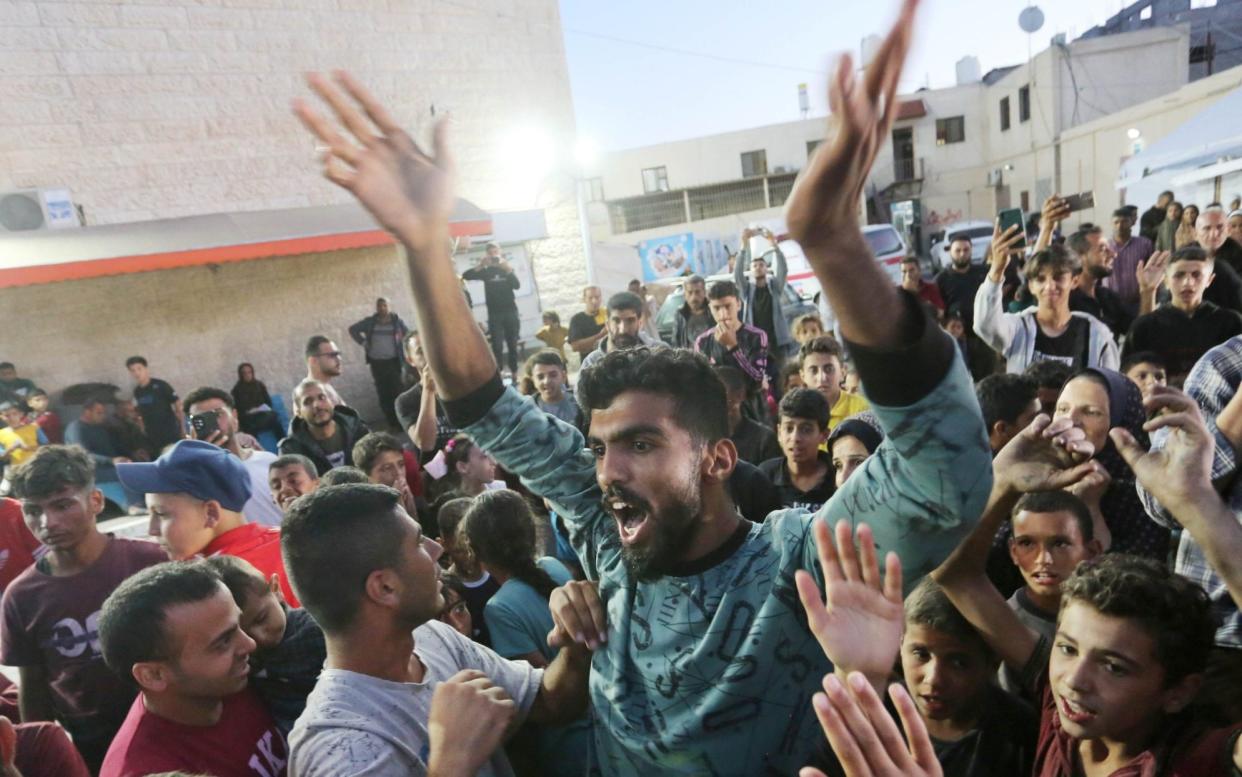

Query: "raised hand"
left=987, top=221, right=1024, bottom=282
left=293, top=71, right=455, bottom=250
left=800, top=675, right=942, bottom=777
left=427, top=670, right=516, bottom=777
left=1040, top=194, right=1071, bottom=230
left=795, top=520, right=902, bottom=684
left=547, top=580, right=608, bottom=651
left=994, top=414, right=1097, bottom=494
left=1111, top=386, right=1215, bottom=510
left=1136, top=251, right=1170, bottom=294
left=785, top=0, right=919, bottom=251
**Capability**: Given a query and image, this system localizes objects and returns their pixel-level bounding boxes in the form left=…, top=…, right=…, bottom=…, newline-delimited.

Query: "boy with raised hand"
left=289, top=2, right=996, bottom=769
left=932, top=399, right=1242, bottom=775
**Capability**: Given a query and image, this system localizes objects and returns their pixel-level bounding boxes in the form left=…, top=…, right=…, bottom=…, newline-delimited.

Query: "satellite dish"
left=1019, top=5, right=1045, bottom=34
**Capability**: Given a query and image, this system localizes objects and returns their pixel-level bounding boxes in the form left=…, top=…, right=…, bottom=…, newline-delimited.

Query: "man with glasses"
left=304, top=335, right=346, bottom=407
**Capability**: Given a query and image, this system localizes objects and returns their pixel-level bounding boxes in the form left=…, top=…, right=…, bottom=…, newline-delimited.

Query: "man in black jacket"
left=278, top=379, right=370, bottom=475
left=462, top=243, right=521, bottom=375
left=348, top=297, right=410, bottom=428
left=1139, top=190, right=1173, bottom=242
left=672, top=275, right=714, bottom=348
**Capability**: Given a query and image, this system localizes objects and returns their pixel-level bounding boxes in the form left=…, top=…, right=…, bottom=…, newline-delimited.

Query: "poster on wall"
left=638, top=233, right=696, bottom=281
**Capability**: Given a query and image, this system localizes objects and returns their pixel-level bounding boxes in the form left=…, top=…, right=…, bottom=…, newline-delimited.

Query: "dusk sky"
left=560, top=0, right=1136, bottom=151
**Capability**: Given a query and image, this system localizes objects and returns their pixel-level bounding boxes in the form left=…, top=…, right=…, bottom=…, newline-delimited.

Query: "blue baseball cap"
left=116, top=439, right=252, bottom=512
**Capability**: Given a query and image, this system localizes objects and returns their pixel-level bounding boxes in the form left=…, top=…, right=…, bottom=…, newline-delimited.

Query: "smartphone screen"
left=997, top=207, right=1028, bottom=250
left=1063, top=191, right=1095, bottom=213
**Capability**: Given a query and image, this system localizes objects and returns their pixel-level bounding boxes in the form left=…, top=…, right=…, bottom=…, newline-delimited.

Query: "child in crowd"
left=522, top=350, right=584, bottom=430
left=810, top=577, right=1038, bottom=777
left=535, top=311, right=569, bottom=358
left=841, top=361, right=861, bottom=395
left=461, top=490, right=590, bottom=777
left=792, top=313, right=825, bottom=345
left=204, top=555, right=326, bottom=737
left=1121, top=350, right=1169, bottom=398
left=0, top=402, right=46, bottom=472
left=779, top=361, right=804, bottom=393
left=759, top=388, right=834, bottom=511
left=435, top=496, right=499, bottom=646
left=798, top=336, right=868, bottom=431
left=1023, top=359, right=1074, bottom=417
left=436, top=574, right=473, bottom=638
left=25, top=389, right=61, bottom=444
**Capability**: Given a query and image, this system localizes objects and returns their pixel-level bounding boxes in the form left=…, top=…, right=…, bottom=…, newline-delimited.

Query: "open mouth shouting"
left=1057, top=693, right=1098, bottom=727
left=603, top=488, right=653, bottom=547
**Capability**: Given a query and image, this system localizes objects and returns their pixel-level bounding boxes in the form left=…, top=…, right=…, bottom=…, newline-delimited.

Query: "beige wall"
left=0, top=0, right=589, bottom=325
left=2, top=246, right=419, bottom=427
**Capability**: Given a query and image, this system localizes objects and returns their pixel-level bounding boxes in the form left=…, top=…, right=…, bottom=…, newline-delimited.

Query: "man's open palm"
left=294, top=71, right=455, bottom=248
left=796, top=520, right=903, bottom=681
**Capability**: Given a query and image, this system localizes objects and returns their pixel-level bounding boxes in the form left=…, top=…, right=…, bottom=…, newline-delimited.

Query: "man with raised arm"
left=290, top=2, right=991, bottom=769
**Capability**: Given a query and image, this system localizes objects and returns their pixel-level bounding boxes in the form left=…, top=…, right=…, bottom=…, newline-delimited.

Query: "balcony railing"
left=606, top=171, right=800, bottom=235
left=892, top=157, right=924, bottom=182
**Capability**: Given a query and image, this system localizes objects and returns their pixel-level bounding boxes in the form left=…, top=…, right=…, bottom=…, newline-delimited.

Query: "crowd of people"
left=2, top=1, right=1242, bottom=775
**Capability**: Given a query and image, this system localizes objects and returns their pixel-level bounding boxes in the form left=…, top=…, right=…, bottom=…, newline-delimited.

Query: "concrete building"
left=1081, top=0, right=1242, bottom=81
left=0, top=0, right=586, bottom=426
left=587, top=24, right=1193, bottom=272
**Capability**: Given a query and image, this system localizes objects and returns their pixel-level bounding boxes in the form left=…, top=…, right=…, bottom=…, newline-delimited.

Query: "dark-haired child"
left=204, top=555, right=326, bottom=736
left=760, top=388, right=834, bottom=511
left=1120, top=350, right=1168, bottom=398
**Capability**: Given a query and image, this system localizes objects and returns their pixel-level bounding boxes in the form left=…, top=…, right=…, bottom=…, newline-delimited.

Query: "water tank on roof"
left=956, top=56, right=982, bottom=85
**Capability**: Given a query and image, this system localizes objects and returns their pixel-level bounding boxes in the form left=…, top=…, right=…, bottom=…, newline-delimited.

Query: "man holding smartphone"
left=183, top=387, right=283, bottom=527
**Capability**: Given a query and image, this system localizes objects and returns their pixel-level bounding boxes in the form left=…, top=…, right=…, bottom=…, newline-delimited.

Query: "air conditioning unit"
left=0, top=188, right=81, bottom=232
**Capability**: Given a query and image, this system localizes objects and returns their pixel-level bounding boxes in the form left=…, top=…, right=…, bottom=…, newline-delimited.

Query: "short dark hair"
left=1066, top=227, right=1101, bottom=258
left=685, top=274, right=705, bottom=287
left=1061, top=555, right=1216, bottom=685
left=269, top=454, right=319, bottom=482
left=525, top=349, right=567, bottom=375
left=125, top=356, right=148, bottom=368
left=320, top=466, right=371, bottom=486
left=1159, top=190, right=1174, bottom=199
left=0, top=362, right=12, bottom=371
left=948, top=234, right=973, bottom=247
left=305, top=335, right=332, bottom=358
left=29, top=388, right=47, bottom=399
left=579, top=347, right=728, bottom=444
left=281, top=484, right=406, bottom=633
left=352, top=432, right=405, bottom=476
left=1169, top=244, right=1212, bottom=268
left=99, top=561, right=225, bottom=679
left=778, top=387, right=830, bottom=430
left=1012, top=490, right=1094, bottom=542
left=607, top=291, right=644, bottom=316
left=1120, top=350, right=1167, bottom=374
left=1112, top=208, right=1130, bottom=220
left=708, top=280, right=740, bottom=301
left=182, top=386, right=233, bottom=416
left=975, top=374, right=1037, bottom=430
left=903, top=577, right=992, bottom=658
left=901, top=255, right=920, bottom=266
left=436, top=496, right=474, bottom=540
left=10, top=445, right=95, bottom=500
left=1024, top=359, right=1074, bottom=391
left=799, top=335, right=844, bottom=366
left=1023, top=245, right=1076, bottom=281
left=713, top=365, right=747, bottom=396
left=201, top=555, right=269, bottom=606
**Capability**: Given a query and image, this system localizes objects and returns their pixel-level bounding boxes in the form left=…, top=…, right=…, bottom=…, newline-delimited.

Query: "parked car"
left=928, top=220, right=993, bottom=271
left=654, top=273, right=817, bottom=344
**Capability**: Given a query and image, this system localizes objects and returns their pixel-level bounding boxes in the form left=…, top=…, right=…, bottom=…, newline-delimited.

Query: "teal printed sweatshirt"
left=453, top=294, right=992, bottom=775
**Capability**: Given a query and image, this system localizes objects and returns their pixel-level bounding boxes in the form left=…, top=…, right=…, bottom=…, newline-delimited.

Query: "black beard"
left=611, top=333, right=640, bottom=349
left=605, top=483, right=701, bottom=582
left=1088, top=264, right=1112, bottom=279
left=951, top=256, right=972, bottom=269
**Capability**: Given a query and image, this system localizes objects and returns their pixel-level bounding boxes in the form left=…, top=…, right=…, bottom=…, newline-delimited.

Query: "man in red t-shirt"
left=0, top=497, right=41, bottom=595
left=98, top=561, right=287, bottom=777
left=0, top=446, right=168, bottom=771
left=117, top=440, right=300, bottom=606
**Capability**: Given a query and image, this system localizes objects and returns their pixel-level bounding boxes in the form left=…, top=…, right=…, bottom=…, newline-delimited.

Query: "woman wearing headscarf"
left=230, top=362, right=284, bottom=438
left=826, top=411, right=884, bottom=489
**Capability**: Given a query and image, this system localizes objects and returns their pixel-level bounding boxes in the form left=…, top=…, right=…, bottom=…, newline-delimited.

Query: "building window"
left=1140, top=5, right=1152, bottom=20
left=806, top=139, right=822, bottom=158
left=1000, top=97, right=1011, bottom=131
left=1019, top=85, right=1031, bottom=122
left=641, top=166, right=669, bottom=194
left=935, top=116, right=966, bottom=145
left=741, top=150, right=768, bottom=178
left=1020, top=190, right=1030, bottom=212
left=1191, top=0, right=1217, bottom=8
left=586, top=177, right=604, bottom=202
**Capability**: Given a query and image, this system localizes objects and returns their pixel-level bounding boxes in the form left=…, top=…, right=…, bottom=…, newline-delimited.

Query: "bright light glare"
left=573, top=137, right=598, bottom=169
left=499, top=125, right=556, bottom=183
left=1126, top=127, right=1142, bottom=140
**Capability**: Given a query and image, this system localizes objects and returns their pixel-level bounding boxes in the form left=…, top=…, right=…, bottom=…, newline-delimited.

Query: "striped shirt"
left=1103, top=235, right=1153, bottom=308
left=695, top=323, right=768, bottom=386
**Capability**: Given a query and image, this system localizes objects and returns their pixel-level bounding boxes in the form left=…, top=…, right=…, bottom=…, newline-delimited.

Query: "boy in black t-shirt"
left=126, top=356, right=183, bottom=452
left=759, top=388, right=833, bottom=511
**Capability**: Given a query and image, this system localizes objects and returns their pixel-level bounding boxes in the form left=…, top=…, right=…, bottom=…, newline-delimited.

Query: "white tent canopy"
left=1116, top=86, right=1242, bottom=201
